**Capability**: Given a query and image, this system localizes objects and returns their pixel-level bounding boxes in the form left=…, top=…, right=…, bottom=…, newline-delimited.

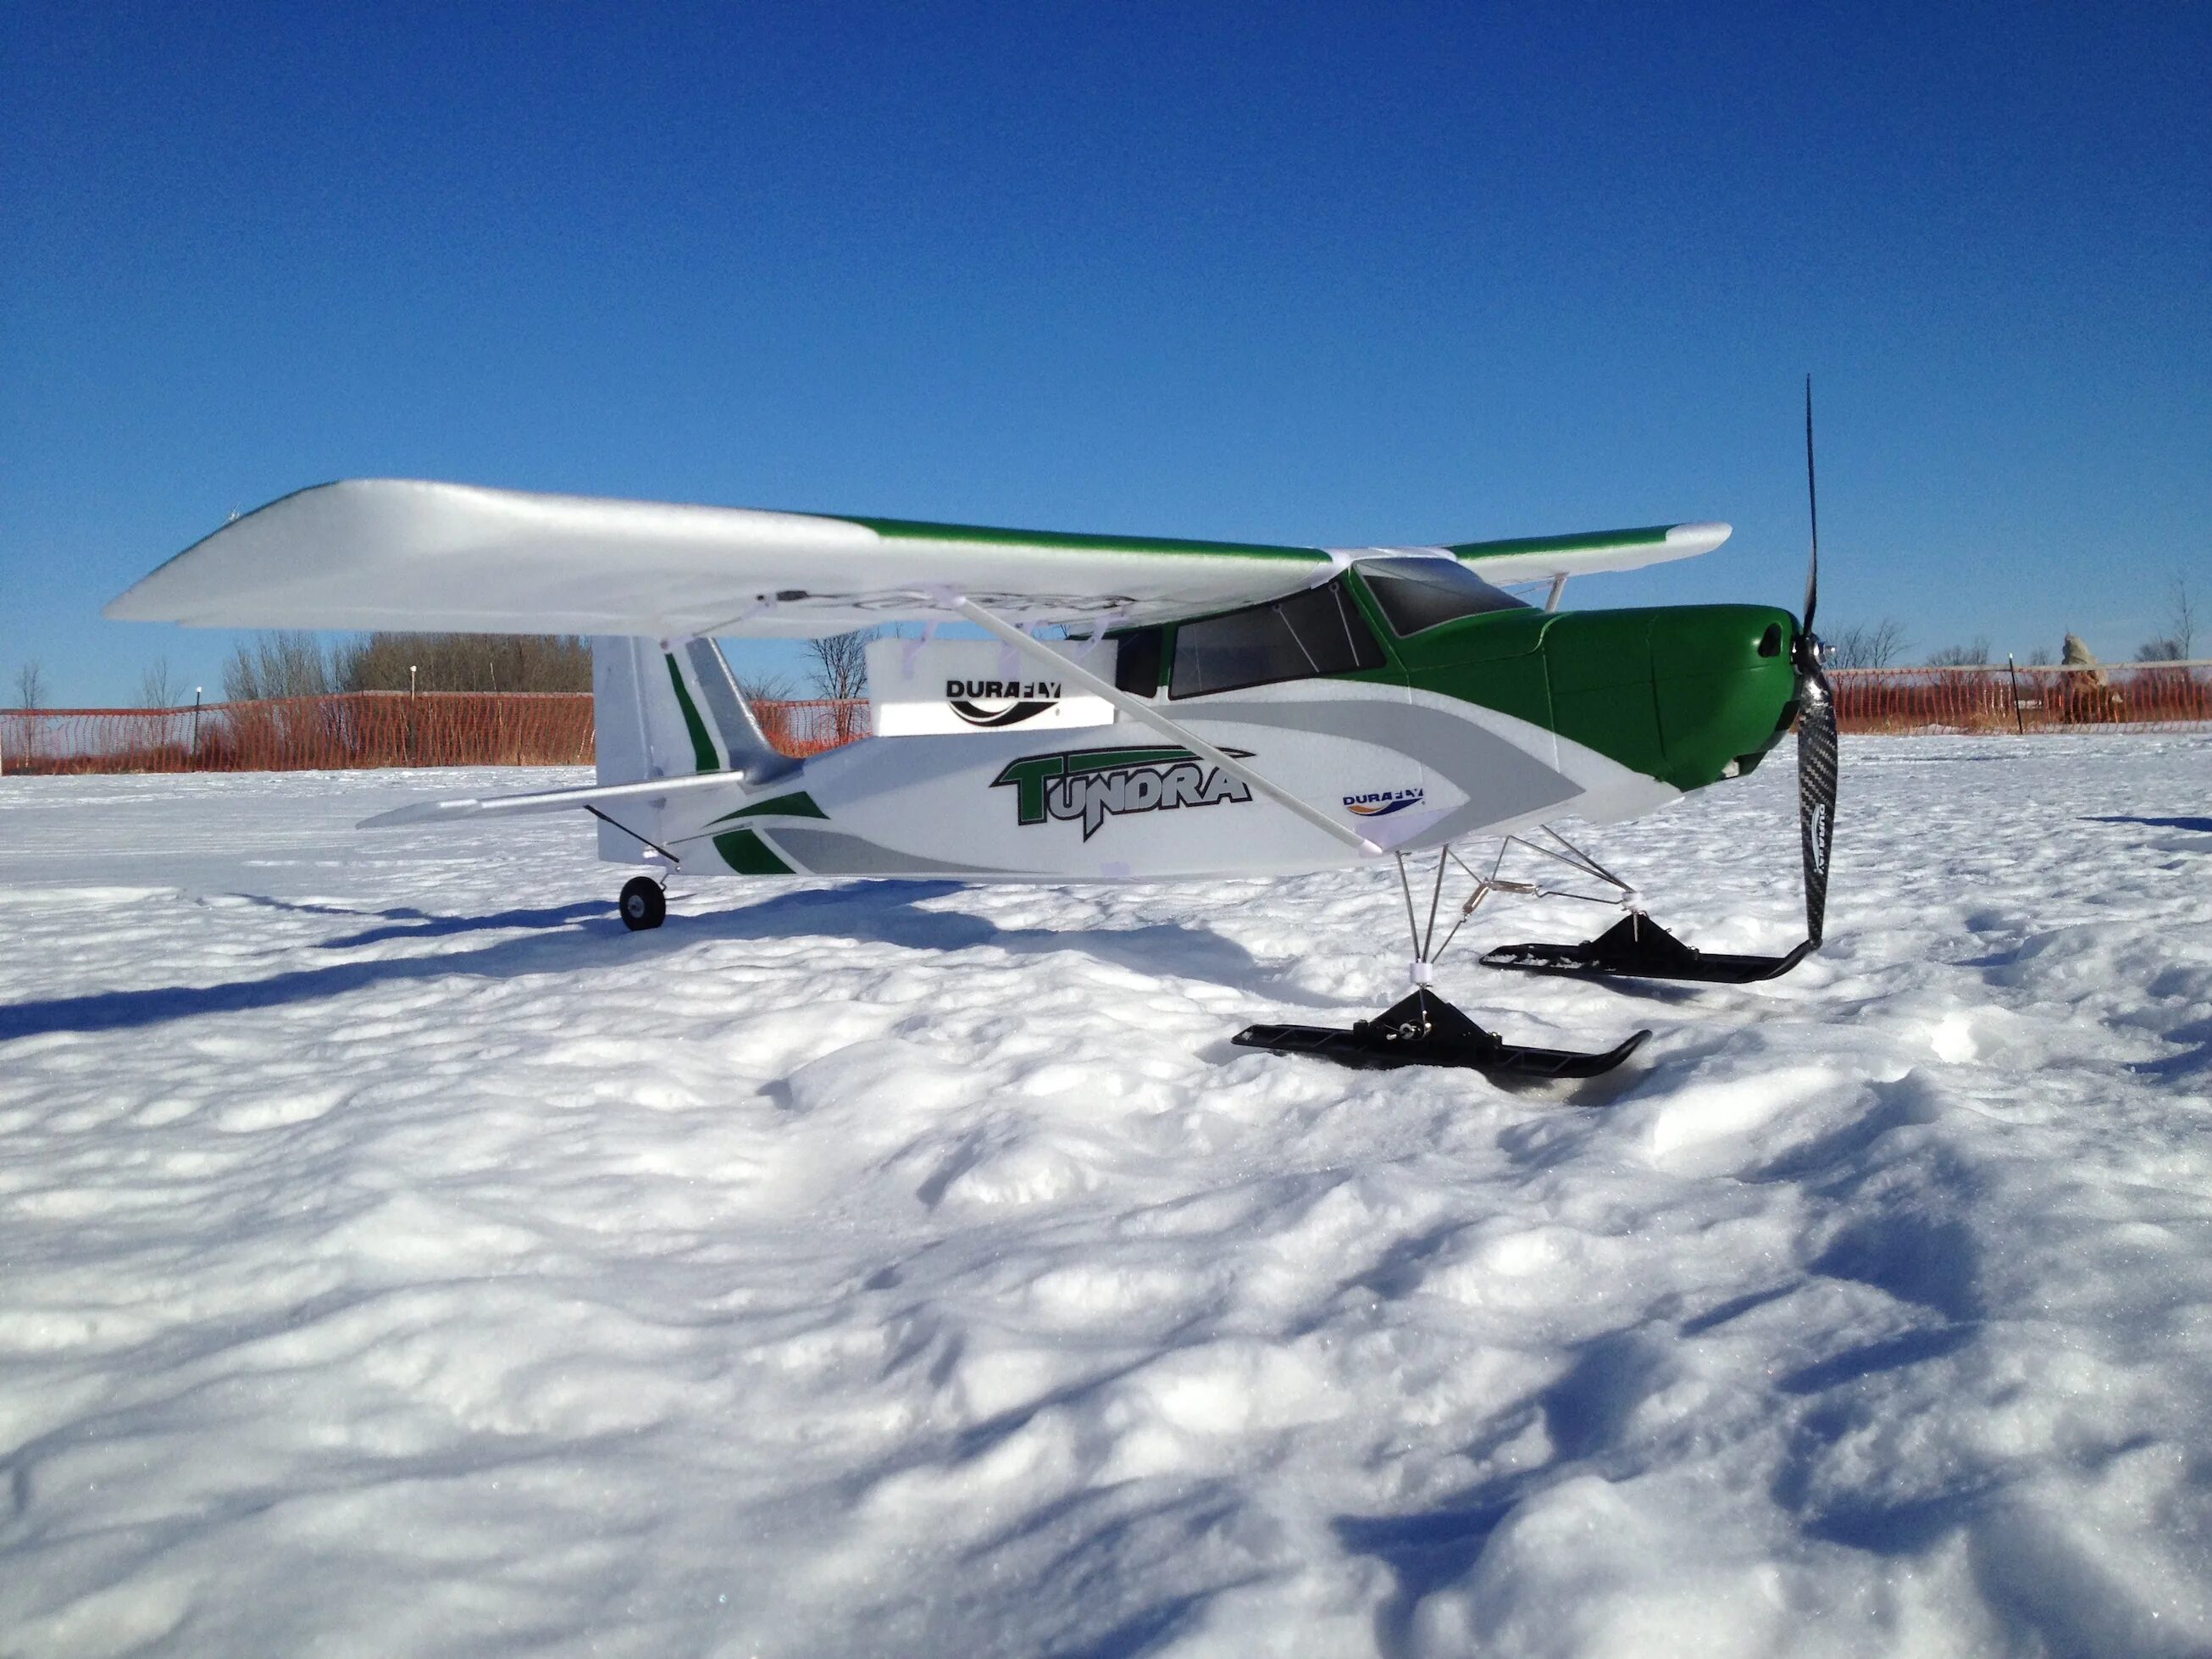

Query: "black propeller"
left=1472, top=378, right=1842, bottom=989
left=1795, top=375, right=1838, bottom=946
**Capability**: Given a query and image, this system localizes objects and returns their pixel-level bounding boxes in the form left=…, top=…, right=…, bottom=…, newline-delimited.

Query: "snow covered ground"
left=2, top=733, right=2209, bottom=1657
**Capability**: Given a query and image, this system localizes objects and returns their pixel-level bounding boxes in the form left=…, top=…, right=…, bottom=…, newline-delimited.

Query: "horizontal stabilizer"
left=357, top=769, right=746, bottom=830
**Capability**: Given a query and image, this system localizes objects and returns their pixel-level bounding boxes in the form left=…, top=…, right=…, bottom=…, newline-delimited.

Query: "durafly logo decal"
left=1808, top=802, right=1829, bottom=874
left=1343, top=786, right=1426, bottom=818
left=993, top=746, right=1255, bottom=841
left=948, top=677, right=1062, bottom=729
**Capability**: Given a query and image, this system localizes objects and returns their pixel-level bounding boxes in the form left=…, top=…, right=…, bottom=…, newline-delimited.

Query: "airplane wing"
left=105, top=479, right=1727, bottom=637
left=1446, top=522, right=1732, bottom=584
left=106, top=480, right=1337, bottom=638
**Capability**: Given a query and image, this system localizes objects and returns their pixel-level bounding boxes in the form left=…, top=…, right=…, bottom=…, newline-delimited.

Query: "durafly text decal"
left=948, top=677, right=1062, bottom=728
left=993, top=746, right=1255, bottom=841
left=1342, top=786, right=1426, bottom=818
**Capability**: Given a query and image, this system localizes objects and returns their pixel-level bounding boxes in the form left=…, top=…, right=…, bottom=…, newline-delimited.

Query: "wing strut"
left=950, top=596, right=1384, bottom=858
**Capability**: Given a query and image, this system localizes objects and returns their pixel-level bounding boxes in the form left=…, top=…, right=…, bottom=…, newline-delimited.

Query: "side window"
left=1112, top=626, right=1163, bottom=696
left=1168, top=579, right=1384, bottom=699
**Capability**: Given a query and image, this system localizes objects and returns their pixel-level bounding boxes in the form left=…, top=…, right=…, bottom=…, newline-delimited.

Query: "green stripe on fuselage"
left=713, top=828, right=794, bottom=874
left=709, top=791, right=829, bottom=825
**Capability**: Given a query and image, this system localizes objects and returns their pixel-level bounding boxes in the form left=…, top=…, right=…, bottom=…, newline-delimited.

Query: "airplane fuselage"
left=636, top=572, right=1800, bottom=882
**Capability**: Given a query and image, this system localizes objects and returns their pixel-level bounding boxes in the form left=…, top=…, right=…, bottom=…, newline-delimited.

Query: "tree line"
left=208, top=632, right=595, bottom=701
left=8, top=585, right=2198, bottom=710
left=8, top=630, right=876, bottom=710
left=1824, top=575, right=2196, bottom=669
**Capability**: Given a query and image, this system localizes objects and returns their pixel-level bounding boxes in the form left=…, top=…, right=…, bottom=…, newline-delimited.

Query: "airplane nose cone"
left=1648, top=604, right=1801, bottom=785
left=1536, top=605, right=1800, bottom=788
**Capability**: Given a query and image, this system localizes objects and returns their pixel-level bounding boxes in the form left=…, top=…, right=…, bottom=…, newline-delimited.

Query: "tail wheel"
left=620, top=876, right=667, bottom=932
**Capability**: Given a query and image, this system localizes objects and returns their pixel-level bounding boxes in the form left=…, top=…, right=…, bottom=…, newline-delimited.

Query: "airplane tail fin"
left=590, top=637, right=799, bottom=863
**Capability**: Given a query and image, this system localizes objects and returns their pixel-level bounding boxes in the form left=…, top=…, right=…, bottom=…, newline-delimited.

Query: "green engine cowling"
left=1390, top=602, right=1799, bottom=791
left=1543, top=603, right=1799, bottom=789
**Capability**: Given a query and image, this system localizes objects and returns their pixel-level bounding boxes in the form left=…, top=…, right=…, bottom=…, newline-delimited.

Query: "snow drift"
left=2, top=735, right=2209, bottom=1656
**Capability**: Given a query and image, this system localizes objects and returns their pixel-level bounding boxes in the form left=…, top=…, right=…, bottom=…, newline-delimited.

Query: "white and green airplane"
left=108, top=444, right=1836, bottom=1078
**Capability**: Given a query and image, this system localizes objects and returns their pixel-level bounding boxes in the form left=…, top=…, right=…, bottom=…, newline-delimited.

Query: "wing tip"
left=1666, top=520, right=1732, bottom=556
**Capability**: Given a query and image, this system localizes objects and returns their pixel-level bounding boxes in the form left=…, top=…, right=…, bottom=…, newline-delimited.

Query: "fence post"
left=2006, top=655, right=2025, bottom=735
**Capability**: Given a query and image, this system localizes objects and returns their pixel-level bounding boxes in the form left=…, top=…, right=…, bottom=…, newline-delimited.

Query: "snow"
left=2, top=733, right=2209, bottom=1657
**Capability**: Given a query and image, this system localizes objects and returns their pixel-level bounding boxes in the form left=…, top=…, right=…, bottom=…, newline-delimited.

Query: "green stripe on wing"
left=1449, top=525, right=1674, bottom=560
left=841, top=516, right=1330, bottom=564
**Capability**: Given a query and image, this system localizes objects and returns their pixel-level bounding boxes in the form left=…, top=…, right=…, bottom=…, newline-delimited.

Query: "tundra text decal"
left=993, top=746, right=1254, bottom=841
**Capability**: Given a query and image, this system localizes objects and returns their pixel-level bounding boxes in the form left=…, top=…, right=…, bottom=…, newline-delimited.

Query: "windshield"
left=1355, top=557, right=1532, bottom=636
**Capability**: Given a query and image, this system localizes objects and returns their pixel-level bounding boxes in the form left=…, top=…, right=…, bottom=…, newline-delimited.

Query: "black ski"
left=1480, top=913, right=1814, bottom=985
left=1234, top=989, right=1649, bottom=1079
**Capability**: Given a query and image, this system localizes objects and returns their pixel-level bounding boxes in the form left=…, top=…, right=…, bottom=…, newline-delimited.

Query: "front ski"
left=1480, top=914, right=1813, bottom=985
left=1234, top=989, right=1649, bottom=1079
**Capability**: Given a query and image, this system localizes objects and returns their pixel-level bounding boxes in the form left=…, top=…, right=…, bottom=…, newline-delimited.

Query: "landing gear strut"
left=1233, top=842, right=1653, bottom=1079
left=619, top=875, right=667, bottom=931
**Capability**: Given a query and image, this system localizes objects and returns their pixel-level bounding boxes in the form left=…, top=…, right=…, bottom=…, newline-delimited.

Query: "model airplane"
left=107, top=405, right=1838, bottom=1081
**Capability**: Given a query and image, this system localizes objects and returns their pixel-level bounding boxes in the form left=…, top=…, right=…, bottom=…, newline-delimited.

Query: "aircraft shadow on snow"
left=2082, top=813, right=2212, bottom=835
left=0, top=880, right=1324, bottom=1043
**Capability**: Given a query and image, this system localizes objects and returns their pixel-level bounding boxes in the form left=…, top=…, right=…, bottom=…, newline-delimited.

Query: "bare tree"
left=2138, top=574, right=2198, bottom=661
left=13, top=661, right=48, bottom=709
left=223, top=632, right=332, bottom=702
left=804, top=630, right=878, bottom=702
left=1827, top=619, right=1909, bottom=668
left=2026, top=646, right=2055, bottom=667
left=1926, top=638, right=1993, bottom=668
left=805, top=629, right=878, bottom=745
left=137, top=656, right=180, bottom=709
left=733, top=668, right=796, bottom=702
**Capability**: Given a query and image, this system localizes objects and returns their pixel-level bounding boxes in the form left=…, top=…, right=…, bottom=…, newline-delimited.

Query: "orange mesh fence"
left=748, top=698, right=873, bottom=756
left=3, top=670, right=2204, bottom=775
left=1830, top=662, right=2212, bottom=735
left=0, top=693, right=873, bottom=775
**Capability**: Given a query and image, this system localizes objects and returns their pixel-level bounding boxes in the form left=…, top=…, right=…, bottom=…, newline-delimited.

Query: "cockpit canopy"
left=1109, top=558, right=1540, bottom=701
left=1352, top=557, right=1532, bottom=636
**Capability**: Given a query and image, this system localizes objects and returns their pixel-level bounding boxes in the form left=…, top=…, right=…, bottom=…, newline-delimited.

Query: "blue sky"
left=3, top=1, right=2206, bottom=705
